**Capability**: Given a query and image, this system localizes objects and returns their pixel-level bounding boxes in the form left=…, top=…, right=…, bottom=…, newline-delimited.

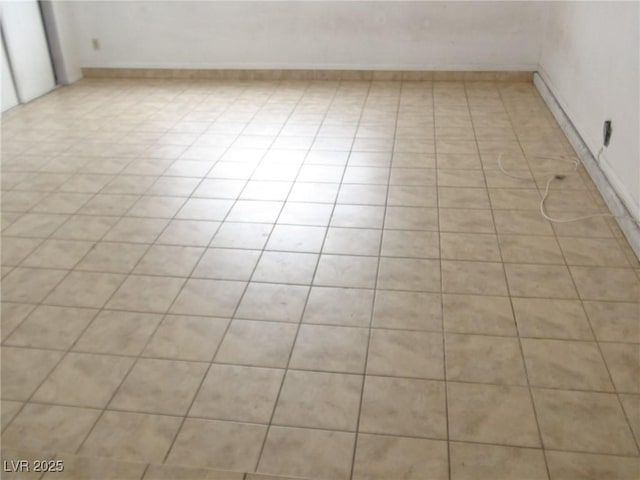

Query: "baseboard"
left=533, top=72, right=640, bottom=259
left=81, top=68, right=533, bottom=82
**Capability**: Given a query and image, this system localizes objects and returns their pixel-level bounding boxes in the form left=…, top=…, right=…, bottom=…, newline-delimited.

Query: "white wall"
left=67, top=1, right=546, bottom=71
left=0, top=0, right=55, bottom=102
left=1, top=28, right=19, bottom=112
left=41, top=0, right=82, bottom=84
left=538, top=1, right=640, bottom=221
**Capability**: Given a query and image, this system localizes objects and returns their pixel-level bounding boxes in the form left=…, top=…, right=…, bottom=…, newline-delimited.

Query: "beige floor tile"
left=558, top=237, right=630, bottom=267
left=211, top=222, right=272, bottom=249
left=1, top=347, right=64, bottom=400
left=443, top=294, right=516, bottom=335
left=78, top=194, right=139, bottom=217
left=323, top=227, right=381, bottom=256
left=331, top=204, right=385, bottom=229
left=360, top=376, right=446, bottom=438
left=148, top=177, right=200, bottom=197
left=237, top=282, right=308, bottom=322
left=389, top=167, right=436, bottom=186
left=215, top=320, right=297, bottom=368
left=279, top=202, right=334, bottom=226
left=522, top=339, right=613, bottom=391
left=440, top=232, right=500, bottom=262
left=80, top=411, right=181, bottom=463
left=167, top=419, right=266, bottom=471
left=290, top=324, right=368, bottom=373
left=499, top=234, right=564, bottom=264
left=74, top=310, right=162, bottom=356
left=599, top=343, right=640, bottom=393
left=367, top=329, right=443, bottom=379
left=273, top=370, right=362, bottom=430
left=3, top=404, right=100, bottom=452
left=619, top=393, right=640, bottom=444
left=372, top=290, right=441, bottom=331
left=533, top=388, right=637, bottom=455
left=106, top=275, right=184, bottom=313
left=381, top=229, right=439, bottom=258
left=144, top=463, right=244, bottom=479
left=446, top=334, right=526, bottom=385
left=143, top=315, right=229, bottom=361
left=170, top=278, right=245, bottom=316
left=2, top=267, right=68, bottom=303
left=513, top=298, right=593, bottom=340
left=110, top=358, right=207, bottom=415
left=33, top=192, right=93, bottom=215
left=20, top=239, right=93, bottom=269
left=570, top=266, right=640, bottom=302
left=584, top=301, right=640, bottom=343
left=337, top=184, right=388, bottom=205
left=42, top=454, right=147, bottom=480
left=384, top=206, right=438, bottom=231
left=545, top=451, right=640, bottom=480
left=314, top=254, right=378, bottom=288
left=135, top=245, right=204, bottom=277
left=4, top=305, right=97, bottom=349
left=442, top=260, right=508, bottom=296
left=34, top=353, right=134, bottom=408
left=303, top=286, right=373, bottom=327
left=3, top=213, right=69, bottom=238
left=489, top=188, right=541, bottom=210
left=226, top=200, right=283, bottom=223
left=447, top=382, right=540, bottom=447
left=258, top=426, right=355, bottom=479
left=190, top=364, right=284, bottom=423
left=103, top=176, right=156, bottom=195
left=253, top=251, right=318, bottom=284
left=0, top=302, right=37, bottom=341
left=377, top=257, right=440, bottom=291
left=176, top=198, right=234, bottom=221
left=103, top=217, right=169, bottom=243
left=552, top=216, right=615, bottom=238
left=241, top=181, right=292, bottom=202
left=192, top=247, right=260, bottom=280
left=437, top=169, right=485, bottom=188
left=353, top=434, right=448, bottom=480
left=493, top=209, right=554, bottom=236
left=127, top=195, right=186, bottom=218
left=46, top=271, right=126, bottom=308
left=438, top=187, right=490, bottom=209
left=439, top=208, right=495, bottom=234
left=77, top=242, right=149, bottom=274
left=505, top=264, right=577, bottom=299
left=451, top=443, right=547, bottom=480
left=156, top=219, right=220, bottom=246
left=1, top=400, right=23, bottom=430
left=5, top=78, right=640, bottom=478
left=288, top=182, right=339, bottom=203
left=266, top=225, right=326, bottom=253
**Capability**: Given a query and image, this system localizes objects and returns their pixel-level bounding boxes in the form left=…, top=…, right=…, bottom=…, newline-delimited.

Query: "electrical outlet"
left=603, top=120, right=612, bottom=147
left=92, top=38, right=100, bottom=51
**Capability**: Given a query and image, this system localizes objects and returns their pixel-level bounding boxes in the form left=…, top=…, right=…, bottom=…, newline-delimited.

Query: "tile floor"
left=1, top=78, right=639, bottom=479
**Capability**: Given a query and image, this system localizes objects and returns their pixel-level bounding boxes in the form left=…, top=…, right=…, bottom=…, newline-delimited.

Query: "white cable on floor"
left=496, top=153, right=628, bottom=224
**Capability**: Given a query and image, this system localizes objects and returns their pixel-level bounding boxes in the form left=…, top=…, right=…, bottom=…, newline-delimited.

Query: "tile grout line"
left=347, top=80, right=402, bottom=480
left=433, top=81, right=454, bottom=480
left=253, top=79, right=371, bottom=477
left=161, top=79, right=325, bottom=471
left=68, top=81, right=257, bottom=458
left=492, top=82, right=554, bottom=480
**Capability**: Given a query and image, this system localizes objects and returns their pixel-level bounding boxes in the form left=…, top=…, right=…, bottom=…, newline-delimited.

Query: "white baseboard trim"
left=533, top=72, right=640, bottom=259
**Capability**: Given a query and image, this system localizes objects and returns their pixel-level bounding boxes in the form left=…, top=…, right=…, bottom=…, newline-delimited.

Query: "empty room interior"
left=1, top=1, right=640, bottom=479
